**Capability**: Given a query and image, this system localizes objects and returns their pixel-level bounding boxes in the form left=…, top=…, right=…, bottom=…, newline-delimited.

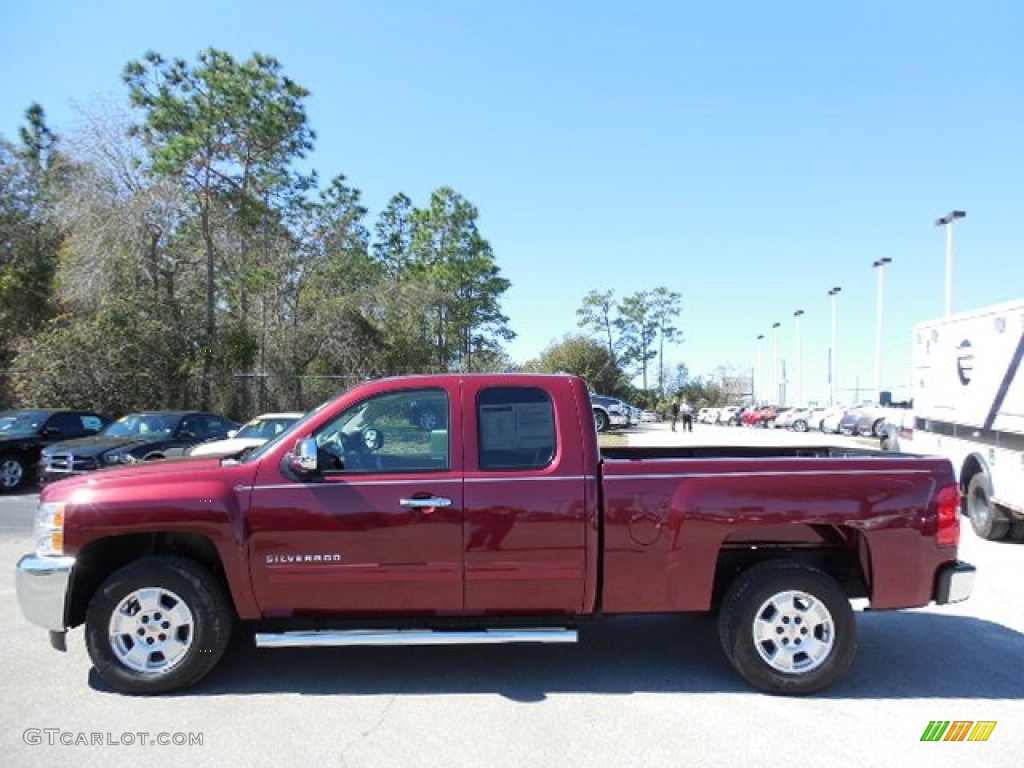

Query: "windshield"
left=0, top=411, right=48, bottom=435
left=103, top=413, right=178, bottom=438
left=235, top=415, right=301, bottom=440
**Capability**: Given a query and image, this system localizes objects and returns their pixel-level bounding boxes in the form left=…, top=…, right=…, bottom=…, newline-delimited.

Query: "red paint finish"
left=600, top=456, right=957, bottom=612
left=48, top=372, right=965, bottom=627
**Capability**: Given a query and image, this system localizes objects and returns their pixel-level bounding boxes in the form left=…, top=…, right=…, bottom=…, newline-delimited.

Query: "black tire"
left=718, top=561, right=857, bottom=695
left=792, top=420, right=808, bottom=433
left=870, top=419, right=885, bottom=438
left=0, top=454, right=27, bottom=493
left=594, top=409, right=609, bottom=433
left=1010, top=521, right=1024, bottom=542
left=85, top=556, right=234, bottom=695
left=966, top=472, right=1010, bottom=540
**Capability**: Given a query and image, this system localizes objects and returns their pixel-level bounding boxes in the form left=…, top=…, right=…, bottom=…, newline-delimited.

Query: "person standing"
left=681, top=401, right=694, bottom=432
left=670, top=396, right=680, bottom=431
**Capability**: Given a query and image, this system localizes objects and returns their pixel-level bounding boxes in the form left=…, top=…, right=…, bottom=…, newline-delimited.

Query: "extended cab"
left=16, top=374, right=975, bottom=695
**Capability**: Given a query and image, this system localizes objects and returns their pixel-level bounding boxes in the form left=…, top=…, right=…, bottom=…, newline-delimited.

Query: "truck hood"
left=41, top=435, right=168, bottom=458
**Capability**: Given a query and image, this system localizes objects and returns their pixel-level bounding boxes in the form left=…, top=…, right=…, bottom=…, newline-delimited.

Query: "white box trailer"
left=909, top=299, right=1024, bottom=540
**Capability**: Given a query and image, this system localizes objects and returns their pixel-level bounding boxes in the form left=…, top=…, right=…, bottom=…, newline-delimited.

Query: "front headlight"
left=102, top=451, right=135, bottom=465
left=34, top=501, right=65, bottom=556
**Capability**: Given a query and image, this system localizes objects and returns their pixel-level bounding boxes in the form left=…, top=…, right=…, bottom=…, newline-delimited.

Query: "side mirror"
left=287, top=437, right=319, bottom=474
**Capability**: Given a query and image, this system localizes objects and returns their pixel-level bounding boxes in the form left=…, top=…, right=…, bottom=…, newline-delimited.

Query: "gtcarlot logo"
left=921, top=721, right=997, bottom=742
left=23, top=729, right=204, bottom=747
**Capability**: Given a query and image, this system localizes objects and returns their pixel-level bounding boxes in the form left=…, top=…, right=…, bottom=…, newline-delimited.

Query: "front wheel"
left=966, top=472, right=1010, bottom=540
left=593, top=409, right=609, bottom=433
left=85, top=556, right=233, bottom=694
left=0, top=454, right=27, bottom=492
left=718, top=561, right=856, bottom=695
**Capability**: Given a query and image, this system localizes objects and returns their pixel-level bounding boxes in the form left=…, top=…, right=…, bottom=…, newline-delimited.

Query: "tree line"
left=0, top=50, right=514, bottom=419
left=1, top=48, right=721, bottom=420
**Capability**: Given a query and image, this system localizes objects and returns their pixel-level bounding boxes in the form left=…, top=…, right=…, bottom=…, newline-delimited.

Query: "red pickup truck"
left=16, top=373, right=975, bottom=696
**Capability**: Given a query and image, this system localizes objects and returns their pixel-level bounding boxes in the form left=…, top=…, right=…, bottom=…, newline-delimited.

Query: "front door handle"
left=400, top=496, right=452, bottom=509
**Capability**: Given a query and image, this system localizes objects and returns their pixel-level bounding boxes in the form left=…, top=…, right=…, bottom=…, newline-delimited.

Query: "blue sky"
left=2, top=0, right=1022, bottom=404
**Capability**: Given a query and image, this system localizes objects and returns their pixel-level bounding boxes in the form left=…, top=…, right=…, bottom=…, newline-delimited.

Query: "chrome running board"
left=254, top=627, right=577, bottom=648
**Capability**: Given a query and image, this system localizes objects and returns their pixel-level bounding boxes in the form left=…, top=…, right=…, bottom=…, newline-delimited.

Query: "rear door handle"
left=400, top=496, right=452, bottom=509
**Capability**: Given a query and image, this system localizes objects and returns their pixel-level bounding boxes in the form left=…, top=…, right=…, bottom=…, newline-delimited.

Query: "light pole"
left=772, top=321, right=781, bottom=405
left=873, top=258, right=892, bottom=403
left=756, top=334, right=765, bottom=404
left=793, top=309, right=804, bottom=406
left=935, top=210, right=966, bottom=316
left=828, top=287, right=841, bottom=406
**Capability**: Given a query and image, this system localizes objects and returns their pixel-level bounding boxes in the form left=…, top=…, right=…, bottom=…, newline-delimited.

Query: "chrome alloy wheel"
left=108, top=587, right=195, bottom=674
left=752, top=590, right=835, bottom=674
left=0, top=457, right=24, bottom=489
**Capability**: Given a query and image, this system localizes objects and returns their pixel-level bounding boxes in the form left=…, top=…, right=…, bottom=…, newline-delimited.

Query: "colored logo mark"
left=921, top=721, right=996, bottom=742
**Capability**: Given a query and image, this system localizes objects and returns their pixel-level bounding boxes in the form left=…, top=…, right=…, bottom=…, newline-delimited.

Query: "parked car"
left=39, top=411, right=238, bottom=483
left=855, top=407, right=887, bottom=437
left=820, top=406, right=848, bottom=434
left=838, top=406, right=869, bottom=436
left=591, top=394, right=630, bottom=432
left=189, top=412, right=304, bottom=457
left=716, top=406, right=740, bottom=425
left=787, top=407, right=813, bottom=432
left=0, top=410, right=111, bottom=492
left=768, top=407, right=795, bottom=429
left=803, top=407, right=829, bottom=432
left=743, top=405, right=777, bottom=427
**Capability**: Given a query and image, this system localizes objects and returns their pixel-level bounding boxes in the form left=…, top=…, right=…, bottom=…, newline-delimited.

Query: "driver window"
left=314, top=388, right=450, bottom=473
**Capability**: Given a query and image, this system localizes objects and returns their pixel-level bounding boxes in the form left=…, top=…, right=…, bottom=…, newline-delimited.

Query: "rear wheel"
left=966, top=472, right=1010, bottom=541
left=593, top=409, right=609, bottom=433
left=85, top=556, right=233, bottom=694
left=718, top=561, right=856, bottom=695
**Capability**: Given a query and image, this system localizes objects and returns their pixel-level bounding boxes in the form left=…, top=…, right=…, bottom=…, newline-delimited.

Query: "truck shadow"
left=89, top=611, right=1024, bottom=700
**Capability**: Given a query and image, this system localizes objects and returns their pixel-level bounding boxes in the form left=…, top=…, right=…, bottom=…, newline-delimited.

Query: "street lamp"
left=873, top=258, right=892, bottom=403
left=828, top=287, right=842, bottom=406
left=772, top=322, right=781, bottom=405
left=793, top=310, right=804, bottom=406
left=935, top=210, right=966, bottom=316
left=756, top=334, right=765, bottom=404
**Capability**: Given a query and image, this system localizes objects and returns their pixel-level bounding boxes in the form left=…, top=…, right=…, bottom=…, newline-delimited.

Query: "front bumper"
left=934, top=560, right=976, bottom=605
left=16, top=554, right=75, bottom=632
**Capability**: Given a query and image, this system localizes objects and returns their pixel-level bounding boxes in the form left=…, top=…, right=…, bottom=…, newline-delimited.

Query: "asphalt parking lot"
left=1, top=423, right=1021, bottom=767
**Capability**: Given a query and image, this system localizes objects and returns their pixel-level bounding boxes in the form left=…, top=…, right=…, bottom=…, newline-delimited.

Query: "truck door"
left=461, top=381, right=589, bottom=614
left=247, top=385, right=464, bottom=615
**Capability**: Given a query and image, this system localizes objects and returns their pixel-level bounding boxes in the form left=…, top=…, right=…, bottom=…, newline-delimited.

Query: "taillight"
left=935, top=483, right=960, bottom=546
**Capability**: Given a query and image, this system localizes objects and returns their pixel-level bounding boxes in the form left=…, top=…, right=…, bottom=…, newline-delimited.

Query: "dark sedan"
left=38, top=411, right=238, bottom=484
left=0, top=410, right=111, bottom=492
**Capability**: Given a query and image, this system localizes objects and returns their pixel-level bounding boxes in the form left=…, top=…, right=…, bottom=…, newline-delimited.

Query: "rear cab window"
left=477, top=386, right=556, bottom=471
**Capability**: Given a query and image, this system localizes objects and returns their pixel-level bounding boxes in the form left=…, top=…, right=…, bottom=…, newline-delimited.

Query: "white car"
left=189, top=412, right=304, bottom=456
